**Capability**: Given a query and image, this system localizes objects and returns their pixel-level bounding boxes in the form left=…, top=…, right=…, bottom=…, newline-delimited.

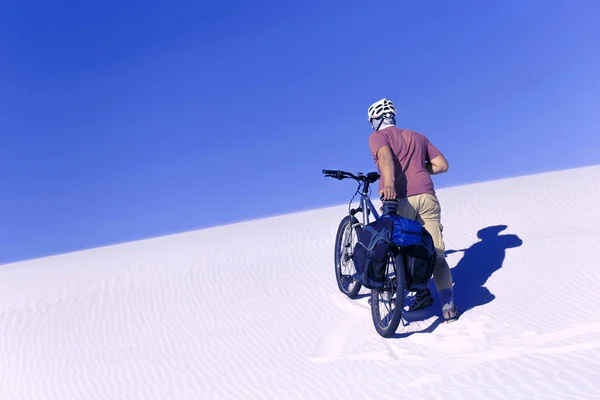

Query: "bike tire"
left=370, top=251, right=407, bottom=338
left=334, top=215, right=362, bottom=298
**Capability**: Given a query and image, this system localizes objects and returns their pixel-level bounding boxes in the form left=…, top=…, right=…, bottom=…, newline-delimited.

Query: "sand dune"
left=1, top=165, right=600, bottom=399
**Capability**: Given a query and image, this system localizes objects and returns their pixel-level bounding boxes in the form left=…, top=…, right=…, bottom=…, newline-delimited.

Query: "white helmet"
left=367, top=98, right=397, bottom=122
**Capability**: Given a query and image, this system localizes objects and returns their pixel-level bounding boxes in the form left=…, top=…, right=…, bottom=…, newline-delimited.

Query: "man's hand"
left=379, top=186, right=397, bottom=201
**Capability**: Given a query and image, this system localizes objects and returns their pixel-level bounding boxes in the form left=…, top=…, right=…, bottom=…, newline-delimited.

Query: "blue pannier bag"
left=380, top=206, right=436, bottom=290
left=381, top=213, right=423, bottom=247
left=352, top=217, right=394, bottom=290
left=404, top=228, right=437, bottom=291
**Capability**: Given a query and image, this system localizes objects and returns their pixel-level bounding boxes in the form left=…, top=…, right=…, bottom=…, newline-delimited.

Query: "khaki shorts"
left=394, top=193, right=446, bottom=258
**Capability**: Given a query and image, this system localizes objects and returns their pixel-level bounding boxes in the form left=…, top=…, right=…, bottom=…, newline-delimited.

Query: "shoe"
left=408, top=288, right=435, bottom=311
left=442, top=302, right=459, bottom=323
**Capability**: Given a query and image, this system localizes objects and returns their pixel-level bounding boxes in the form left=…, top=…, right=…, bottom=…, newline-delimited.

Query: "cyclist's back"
left=368, top=126, right=441, bottom=199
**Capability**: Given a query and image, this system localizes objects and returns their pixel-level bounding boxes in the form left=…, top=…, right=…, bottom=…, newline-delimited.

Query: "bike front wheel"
left=370, top=251, right=407, bottom=338
left=334, top=215, right=362, bottom=298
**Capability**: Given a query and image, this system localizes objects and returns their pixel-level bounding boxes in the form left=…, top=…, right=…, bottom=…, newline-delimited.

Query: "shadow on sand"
left=391, top=224, right=523, bottom=339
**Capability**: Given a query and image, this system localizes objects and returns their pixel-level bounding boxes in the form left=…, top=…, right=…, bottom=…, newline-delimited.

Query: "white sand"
left=1, top=165, right=600, bottom=399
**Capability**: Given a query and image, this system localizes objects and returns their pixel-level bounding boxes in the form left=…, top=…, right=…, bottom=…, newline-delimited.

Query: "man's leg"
left=411, top=194, right=457, bottom=320
left=395, top=197, right=417, bottom=220
left=396, top=196, right=436, bottom=311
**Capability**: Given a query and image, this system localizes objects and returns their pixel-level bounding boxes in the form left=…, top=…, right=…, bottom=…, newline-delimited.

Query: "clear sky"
left=2, top=0, right=599, bottom=265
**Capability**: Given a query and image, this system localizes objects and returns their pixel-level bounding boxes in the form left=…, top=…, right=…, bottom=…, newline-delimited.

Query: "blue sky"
left=1, top=0, right=599, bottom=264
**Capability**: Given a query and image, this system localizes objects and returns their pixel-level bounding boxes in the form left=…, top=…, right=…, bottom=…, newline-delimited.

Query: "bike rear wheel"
left=334, top=215, right=362, bottom=298
left=370, top=251, right=407, bottom=338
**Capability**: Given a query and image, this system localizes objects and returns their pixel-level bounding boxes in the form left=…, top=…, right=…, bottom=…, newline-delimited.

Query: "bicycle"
left=323, top=168, right=417, bottom=338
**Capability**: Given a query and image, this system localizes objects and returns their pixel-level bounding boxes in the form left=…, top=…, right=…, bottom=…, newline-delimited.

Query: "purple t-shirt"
left=368, top=126, right=442, bottom=198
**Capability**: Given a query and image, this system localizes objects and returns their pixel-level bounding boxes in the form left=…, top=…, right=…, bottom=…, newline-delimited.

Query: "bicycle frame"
left=322, top=169, right=382, bottom=228
left=351, top=190, right=381, bottom=228
left=324, top=168, right=424, bottom=337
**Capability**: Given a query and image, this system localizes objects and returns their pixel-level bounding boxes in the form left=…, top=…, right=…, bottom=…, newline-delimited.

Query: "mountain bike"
left=323, top=168, right=411, bottom=338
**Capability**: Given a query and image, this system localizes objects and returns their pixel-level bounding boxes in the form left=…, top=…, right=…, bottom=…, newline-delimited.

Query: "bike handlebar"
left=322, top=169, right=357, bottom=180
left=322, top=169, right=380, bottom=183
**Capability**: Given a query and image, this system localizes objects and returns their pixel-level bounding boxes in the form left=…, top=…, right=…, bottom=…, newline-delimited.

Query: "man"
left=367, top=98, right=458, bottom=322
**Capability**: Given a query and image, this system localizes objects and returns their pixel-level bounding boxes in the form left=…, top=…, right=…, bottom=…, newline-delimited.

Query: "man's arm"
left=426, top=154, right=449, bottom=175
left=423, top=135, right=448, bottom=175
left=376, top=145, right=397, bottom=199
left=368, top=132, right=397, bottom=200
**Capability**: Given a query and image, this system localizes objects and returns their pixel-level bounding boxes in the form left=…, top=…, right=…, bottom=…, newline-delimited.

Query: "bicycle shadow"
left=390, top=224, right=523, bottom=339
